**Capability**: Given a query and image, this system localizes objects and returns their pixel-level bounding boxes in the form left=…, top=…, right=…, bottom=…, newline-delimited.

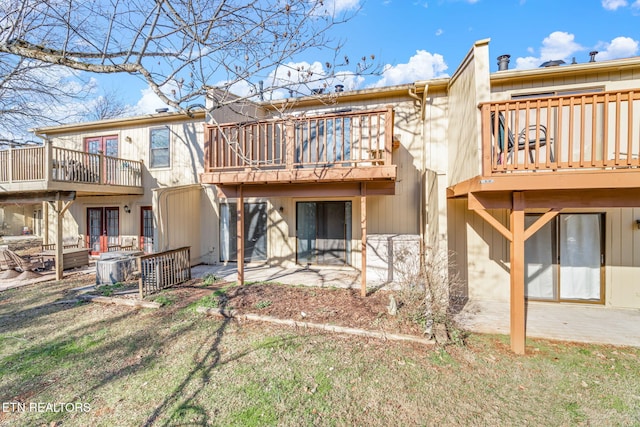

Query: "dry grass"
left=0, top=277, right=639, bottom=426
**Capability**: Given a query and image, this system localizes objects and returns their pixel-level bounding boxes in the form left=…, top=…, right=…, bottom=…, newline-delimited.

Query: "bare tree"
left=83, top=89, right=130, bottom=121
left=0, top=53, right=91, bottom=147
left=0, top=0, right=372, bottom=117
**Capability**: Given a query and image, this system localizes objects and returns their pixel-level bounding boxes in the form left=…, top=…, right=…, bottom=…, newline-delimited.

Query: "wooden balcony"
left=0, top=143, right=144, bottom=197
left=201, top=107, right=397, bottom=194
left=450, top=89, right=640, bottom=198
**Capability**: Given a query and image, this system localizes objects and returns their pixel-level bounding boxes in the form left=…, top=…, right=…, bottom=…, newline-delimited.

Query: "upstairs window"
left=150, top=127, right=170, bottom=168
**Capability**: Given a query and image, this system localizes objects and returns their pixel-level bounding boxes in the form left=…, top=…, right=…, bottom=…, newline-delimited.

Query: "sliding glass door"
left=219, top=202, right=267, bottom=262
left=525, top=213, right=604, bottom=303
left=296, top=201, right=352, bottom=265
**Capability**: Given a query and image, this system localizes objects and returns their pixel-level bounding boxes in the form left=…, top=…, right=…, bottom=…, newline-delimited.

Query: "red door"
left=85, top=136, right=118, bottom=184
left=140, top=206, right=154, bottom=253
left=87, top=207, right=120, bottom=254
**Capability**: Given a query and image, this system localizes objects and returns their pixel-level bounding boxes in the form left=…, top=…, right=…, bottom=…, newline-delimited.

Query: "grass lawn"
left=1, top=278, right=639, bottom=426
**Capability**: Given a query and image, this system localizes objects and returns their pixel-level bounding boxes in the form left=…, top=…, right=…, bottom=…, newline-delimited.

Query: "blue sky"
left=105, top=0, right=640, bottom=113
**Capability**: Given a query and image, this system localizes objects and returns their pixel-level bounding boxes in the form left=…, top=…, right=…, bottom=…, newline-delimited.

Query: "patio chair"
left=3, top=249, right=42, bottom=272
left=490, top=112, right=554, bottom=164
left=0, top=250, right=19, bottom=271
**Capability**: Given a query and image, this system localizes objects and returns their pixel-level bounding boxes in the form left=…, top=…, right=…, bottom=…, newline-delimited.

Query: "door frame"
left=219, top=202, right=268, bottom=262
left=140, top=206, right=153, bottom=253
left=295, top=200, right=352, bottom=266
left=86, top=207, right=120, bottom=254
left=525, top=212, right=605, bottom=304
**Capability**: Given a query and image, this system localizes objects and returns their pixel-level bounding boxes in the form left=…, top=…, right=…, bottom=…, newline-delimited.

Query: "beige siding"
left=491, top=68, right=640, bottom=99
left=451, top=201, right=640, bottom=308
left=605, top=208, right=640, bottom=308
left=0, top=205, right=37, bottom=236
left=50, top=117, right=204, bottom=191
left=153, top=185, right=203, bottom=263
left=447, top=40, right=490, bottom=186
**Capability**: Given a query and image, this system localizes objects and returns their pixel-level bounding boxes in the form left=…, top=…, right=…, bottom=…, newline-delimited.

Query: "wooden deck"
left=201, top=107, right=398, bottom=188
left=0, top=143, right=144, bottom=197
left=449, top=89, right=640, bottom=198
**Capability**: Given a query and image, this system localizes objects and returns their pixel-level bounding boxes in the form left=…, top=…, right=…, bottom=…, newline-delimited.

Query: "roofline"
left=259, top=78, right=450, bottom=110
left=32, top=110, right=206, bottom=137
left=490, top=55, right=640, bottom=84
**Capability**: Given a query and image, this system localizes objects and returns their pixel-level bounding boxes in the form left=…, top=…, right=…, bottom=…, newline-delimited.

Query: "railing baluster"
left=480, top=88, right=640, bottom=174
left=627, top=91, right=634, bottom=167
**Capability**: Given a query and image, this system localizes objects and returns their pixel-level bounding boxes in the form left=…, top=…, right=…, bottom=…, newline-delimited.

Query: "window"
left=150, top=127, right=170, bottom=168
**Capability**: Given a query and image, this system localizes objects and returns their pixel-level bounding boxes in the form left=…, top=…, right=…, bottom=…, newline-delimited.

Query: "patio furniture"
left=491, top=112, right=554, bottom=164
left=38, top=248, right=90, bottom=270
left=2, top=249, right=42, bottom=272
left=0, top=250, right=19, bottom=271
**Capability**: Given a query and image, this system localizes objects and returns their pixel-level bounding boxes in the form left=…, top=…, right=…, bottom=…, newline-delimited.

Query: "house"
left=2, top=39, right=639, bottom=353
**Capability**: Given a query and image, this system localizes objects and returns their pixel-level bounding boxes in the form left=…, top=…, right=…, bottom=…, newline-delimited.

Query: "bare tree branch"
left=0, top=0, right=375, bottom=117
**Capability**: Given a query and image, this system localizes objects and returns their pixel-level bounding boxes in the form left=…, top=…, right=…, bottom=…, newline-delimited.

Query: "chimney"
left=335, top=84, right=344, bottom=93
left=589, top=51, right=598, bottom=62
left=497, top=54, right=511, bottom=71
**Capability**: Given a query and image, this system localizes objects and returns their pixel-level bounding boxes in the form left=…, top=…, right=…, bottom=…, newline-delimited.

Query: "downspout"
left=408, top=83, right=429, bottom=270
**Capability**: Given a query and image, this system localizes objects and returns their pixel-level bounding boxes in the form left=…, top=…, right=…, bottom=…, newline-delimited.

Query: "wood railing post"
left=44, top=140, right=53, bottom=182
left=481, top=104, right=492, bottom=175
left=285, top=121, right=295, bottom=168
left=98, top=150, right=104, bottom=184
left=384, top=106, right=394, bottom=165
left=138, top=256, right=144, bottom=299
left=8, top=145, right=13, bottom=183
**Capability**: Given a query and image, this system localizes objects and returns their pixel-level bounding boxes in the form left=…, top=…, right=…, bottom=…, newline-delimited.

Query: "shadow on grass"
left=143, top=296, right=306, bottom=426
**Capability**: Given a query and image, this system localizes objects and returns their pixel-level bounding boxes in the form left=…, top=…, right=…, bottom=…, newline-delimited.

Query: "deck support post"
left=510, top=192, right=526, bottom=354
left=49, top=195, right=74, bottom=281
left=43, top=201, right=49, bottom=246
left=470, top=192, right=559, bottom=355
left=361, top=183, right=367, bottom=297
left=237, top=186, right=244, bottom=285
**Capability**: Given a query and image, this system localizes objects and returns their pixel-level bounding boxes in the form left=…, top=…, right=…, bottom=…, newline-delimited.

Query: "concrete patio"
left=191, top=263, right=368, bottom=290
left=454, top=299, right=640, bottom=348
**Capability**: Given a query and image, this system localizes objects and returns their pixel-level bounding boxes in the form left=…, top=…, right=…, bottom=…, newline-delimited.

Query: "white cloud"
left=633, top=0, right=640, bottom=7
left=595, top=36, right=639, bottom=60
left=372, top=50, right=448, bottom=87
left=435, top=28, right=444, bottom=36
left=210, top=61, right=366, bottom=100
left=514, top=31, right=584, bottom=69
left=602, top=0, right=628, bottom=10
left=134, top=86, right=172, bottom=114
left=321, top=0, right=361, bottom=13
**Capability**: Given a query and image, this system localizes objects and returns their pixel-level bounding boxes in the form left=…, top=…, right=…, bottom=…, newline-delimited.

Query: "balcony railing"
left=481, top=89, right=640, bottom=175
left=0, top=144, right=143, bottom=187
left=205, top=106, right=394, bottom=173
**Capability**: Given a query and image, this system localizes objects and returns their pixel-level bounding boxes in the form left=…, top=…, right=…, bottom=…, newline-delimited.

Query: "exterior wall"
left=208, top=92, right=426, bottom=273
left=449, top=198, right=640, bottom=309
left=447, top=39, right=490, bottom=187
left=490, top=66, right=640, bottom=98
left=49, top=117, right=204, bottom=189
left=153, top=184, right=212, bottom=264
left=0, top=204, right=38, bottom=236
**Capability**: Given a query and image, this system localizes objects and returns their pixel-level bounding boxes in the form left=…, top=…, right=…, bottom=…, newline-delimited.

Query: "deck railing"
left=137, top=246, right=191, bottom=298
left=205, top=106, right=394, bottom=171
left=0, top=143, right=143, bottom=187
left=481, top=89, right=640, bottom=175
